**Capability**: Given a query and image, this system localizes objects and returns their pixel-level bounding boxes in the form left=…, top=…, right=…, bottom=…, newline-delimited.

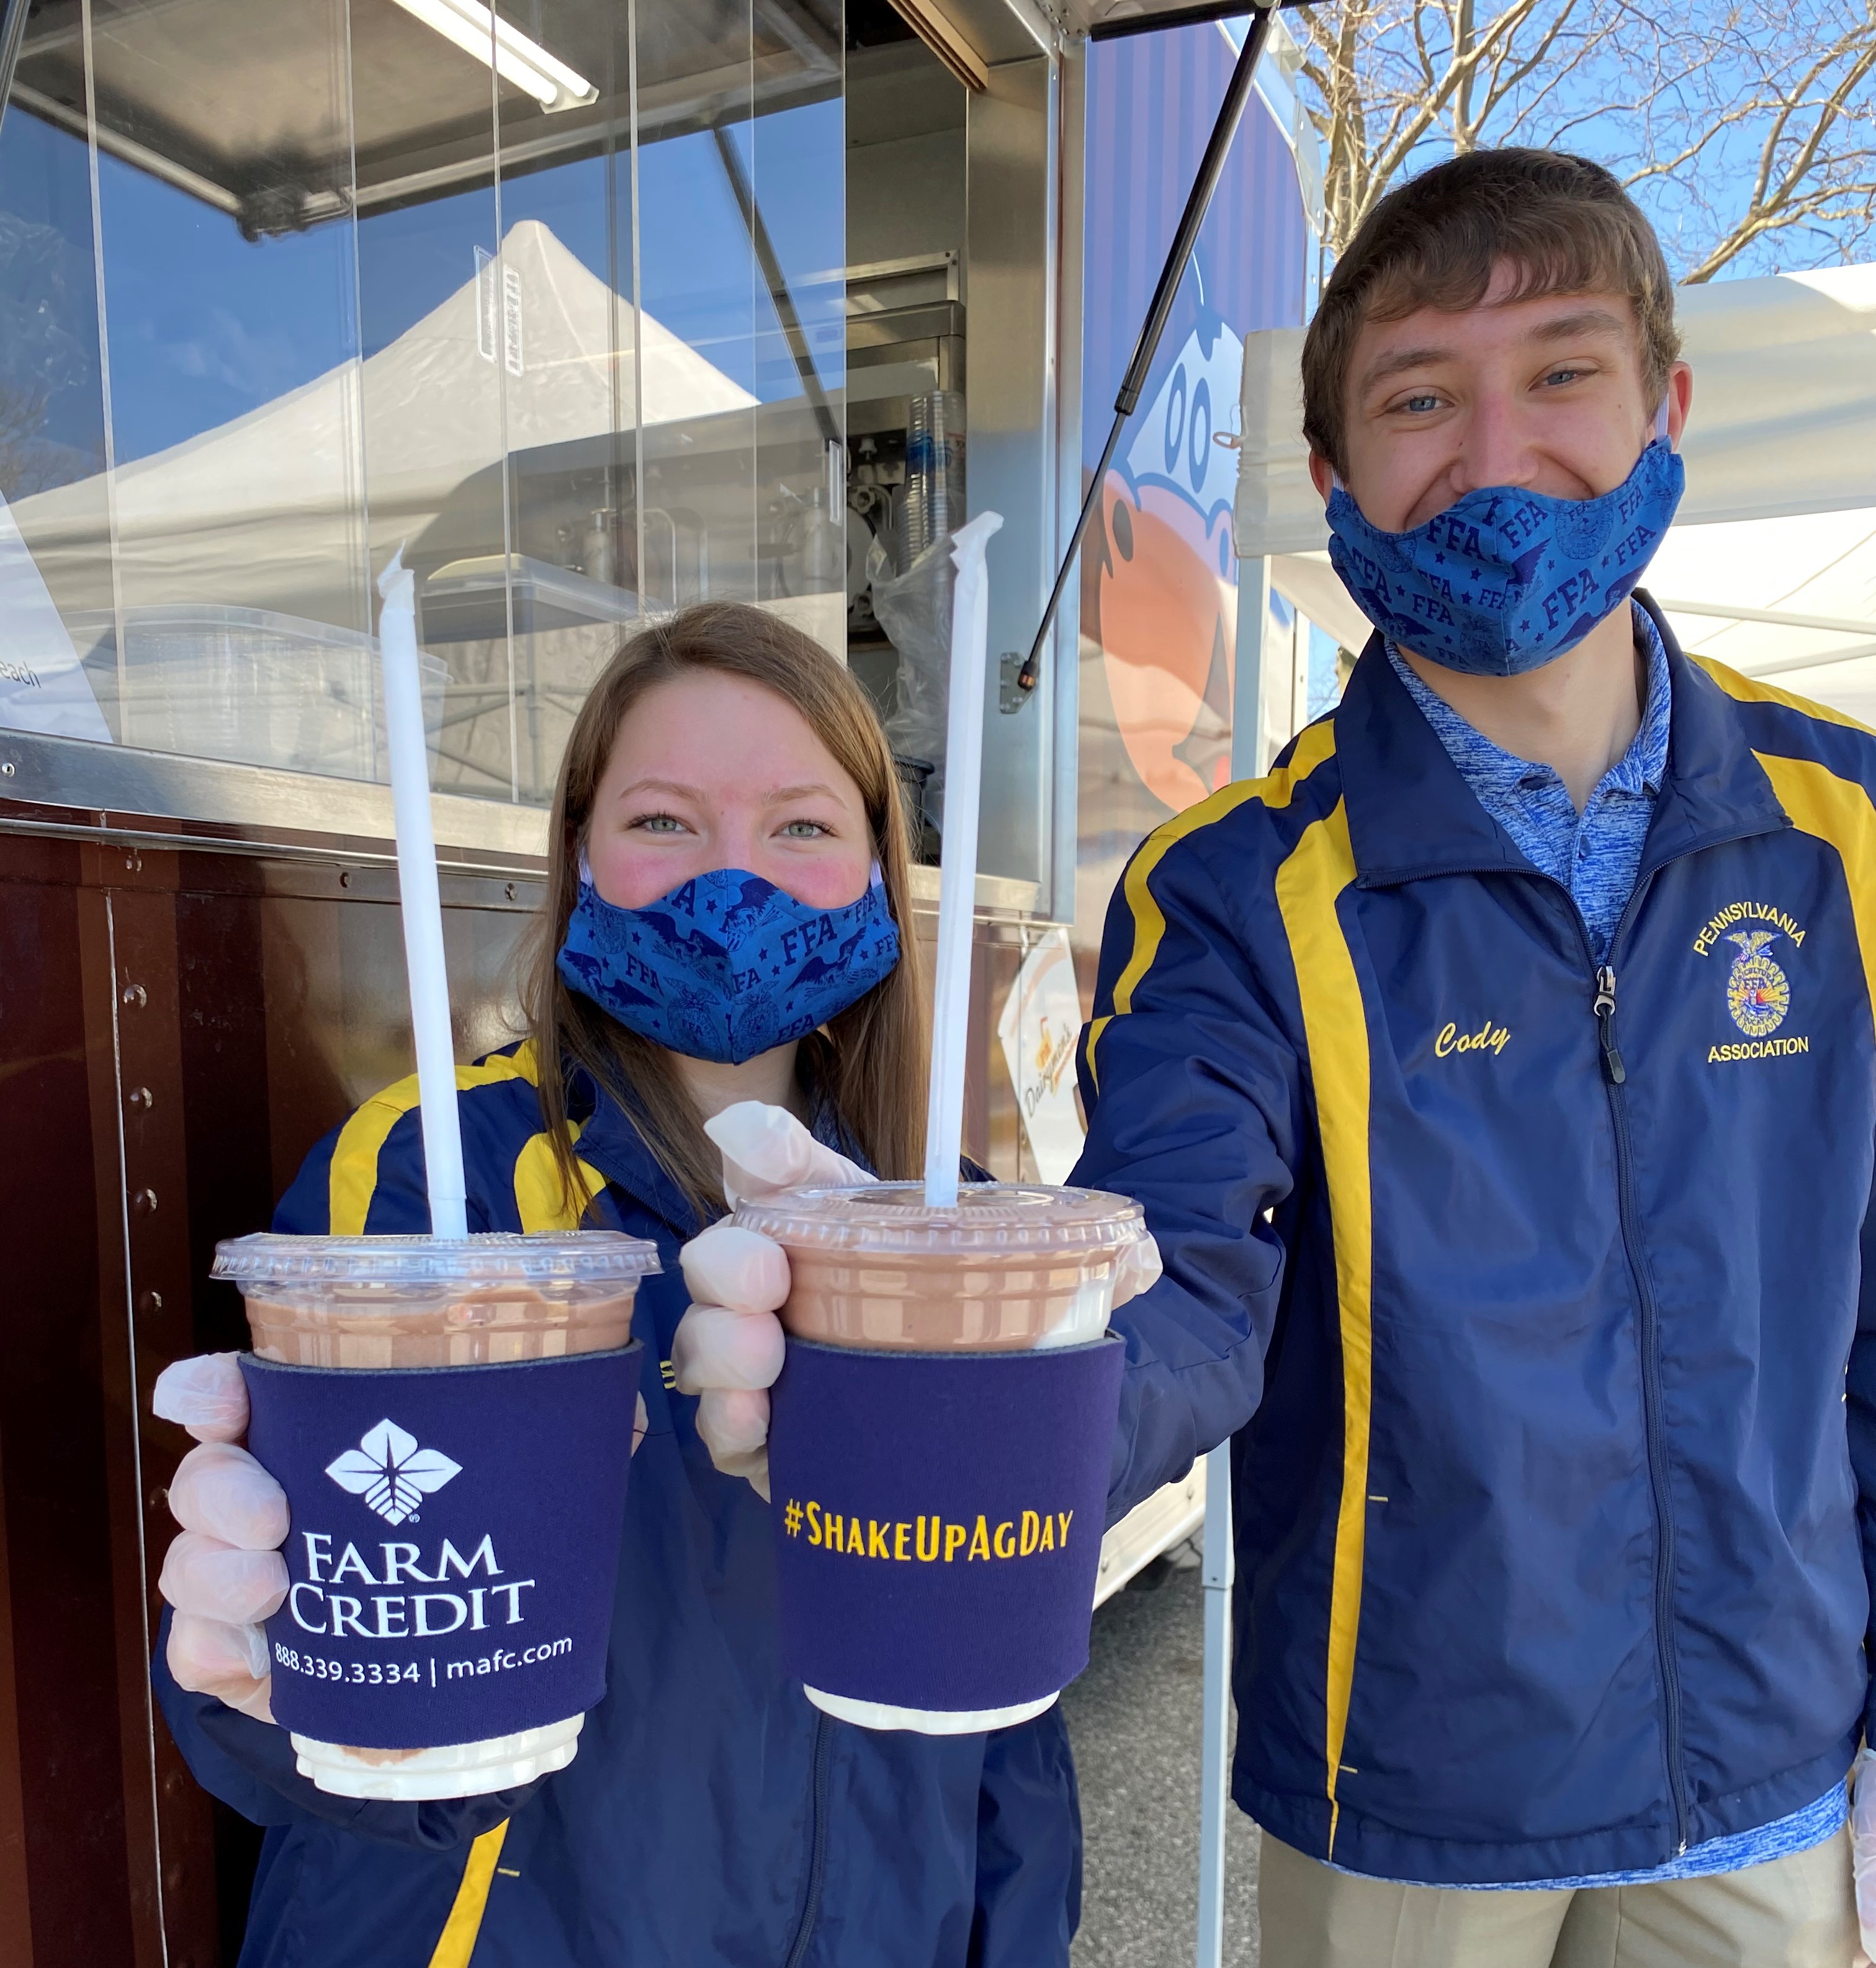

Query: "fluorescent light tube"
left=388, top=0, right=599, bottom=113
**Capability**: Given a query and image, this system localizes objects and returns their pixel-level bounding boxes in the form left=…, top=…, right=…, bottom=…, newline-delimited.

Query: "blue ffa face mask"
left=557, top=861, right=902, bottom=1066
left=1324, top=413, right=1685, bottom=676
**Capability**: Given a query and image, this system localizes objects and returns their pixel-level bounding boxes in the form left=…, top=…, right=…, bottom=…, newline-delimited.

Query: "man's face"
left=1309, top=262, right=1692, bottom=533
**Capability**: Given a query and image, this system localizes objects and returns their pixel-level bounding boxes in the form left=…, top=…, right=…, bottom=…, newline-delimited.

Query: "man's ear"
left=1308, top=450, right=1335, bottom=506
left=1664, top=360, right=1694, bottom=448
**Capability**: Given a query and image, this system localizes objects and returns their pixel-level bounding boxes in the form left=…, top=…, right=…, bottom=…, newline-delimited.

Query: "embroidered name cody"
left=1435, top=1018, right=1510, bottom=1058
left=784, top=1498, right=1074, bottom=1562
left=287, top=1531, right=536, bottom=1640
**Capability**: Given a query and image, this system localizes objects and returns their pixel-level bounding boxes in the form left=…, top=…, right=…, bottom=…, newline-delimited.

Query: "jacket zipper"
left=1586, top=956, right=1687, bottom=1854
left=1592, top=966, right=1625, bottom=1084
left=781, top=1710, right=833, bottom=1968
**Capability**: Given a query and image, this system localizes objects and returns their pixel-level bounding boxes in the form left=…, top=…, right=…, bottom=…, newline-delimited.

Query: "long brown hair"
left=520, top=602, right=929, bottom=1220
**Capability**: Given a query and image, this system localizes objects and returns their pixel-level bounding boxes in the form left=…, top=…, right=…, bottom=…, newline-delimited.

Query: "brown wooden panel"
left=0, top=1443, right=32, bottom=1966
left=107, top=856, right=223, bottom=1966
left=0, top=846, right=140, bottom=1967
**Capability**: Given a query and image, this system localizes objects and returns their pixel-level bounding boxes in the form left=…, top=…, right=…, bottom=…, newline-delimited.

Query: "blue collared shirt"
left=1385, top=604, right=1672, bottom=960
left=1371, top=602, right=1846, bottom=1889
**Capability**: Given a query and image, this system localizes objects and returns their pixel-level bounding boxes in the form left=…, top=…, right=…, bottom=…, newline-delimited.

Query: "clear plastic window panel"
left=0, top=0, right=844, bottom=806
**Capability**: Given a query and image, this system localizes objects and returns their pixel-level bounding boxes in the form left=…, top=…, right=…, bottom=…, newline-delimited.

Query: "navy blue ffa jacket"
left=1075, top=603, right=1876, bottom=1887
left=155, top=1050, right=1080, bottom=1967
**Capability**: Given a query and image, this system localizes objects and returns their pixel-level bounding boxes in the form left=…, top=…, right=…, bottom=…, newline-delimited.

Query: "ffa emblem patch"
left=1725, top=930, right=1790, bottom=1038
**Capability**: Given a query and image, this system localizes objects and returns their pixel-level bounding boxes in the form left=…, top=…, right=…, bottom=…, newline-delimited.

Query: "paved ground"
left=1062, top=1558, right=1262, bottom=1967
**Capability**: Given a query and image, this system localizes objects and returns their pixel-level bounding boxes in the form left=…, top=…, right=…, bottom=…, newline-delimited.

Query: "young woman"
left=151, top=603, right=1083, bottom=1967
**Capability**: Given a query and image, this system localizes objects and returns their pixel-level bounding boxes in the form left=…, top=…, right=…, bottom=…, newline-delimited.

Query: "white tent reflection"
left=12, top=217, right=757, bottom=633
left=1233, top=263, right=1876, bottom=724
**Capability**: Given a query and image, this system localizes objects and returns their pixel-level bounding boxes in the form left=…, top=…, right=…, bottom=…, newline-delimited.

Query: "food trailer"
left=0, top=0, right=1317, bottom=1957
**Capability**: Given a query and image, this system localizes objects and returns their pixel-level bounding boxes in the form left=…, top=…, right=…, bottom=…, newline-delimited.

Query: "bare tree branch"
left=1293, top=0, right=1876, bottom=280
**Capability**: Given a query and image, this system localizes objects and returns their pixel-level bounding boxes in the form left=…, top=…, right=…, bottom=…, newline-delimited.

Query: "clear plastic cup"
left=730, top=1182, right=1146, bottom=1730
left=212, top=1231, right=660, bottom=1799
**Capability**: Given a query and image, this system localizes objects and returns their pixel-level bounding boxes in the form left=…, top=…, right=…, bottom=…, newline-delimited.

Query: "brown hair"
left=519, top=602, right=928, bottom=1220
left=1301, top=148, right=1682, bottom=478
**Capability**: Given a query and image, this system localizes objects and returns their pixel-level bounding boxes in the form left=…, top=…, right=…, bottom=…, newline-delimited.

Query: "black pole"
left=1014, top=0, right=1280, bottom=700
left=712, top=124, right=843, bottom=454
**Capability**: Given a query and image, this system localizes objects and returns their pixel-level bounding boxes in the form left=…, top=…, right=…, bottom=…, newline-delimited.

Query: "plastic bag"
left=868, top=533, right=956, bottom=822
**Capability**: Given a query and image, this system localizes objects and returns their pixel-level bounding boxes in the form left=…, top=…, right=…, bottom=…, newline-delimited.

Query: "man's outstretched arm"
left=1072, top=816, right=1304, bottom=1523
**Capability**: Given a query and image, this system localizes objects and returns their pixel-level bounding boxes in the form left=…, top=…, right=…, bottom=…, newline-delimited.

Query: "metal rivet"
left=133, top=1188, right=158, bottom=1215
left=505, top=882, right=519, bottom=901
left=137, top=1289, right=163, bottom=1315
left=148, top=1487, right=169, bottom=1513
left=0, top=761, right=14, bottom=776
left=121, top=982, right=146, bottom=1008
left=128, top=1086, right=153, bottom=1110
left=163, top=1769, right=186, bottom=1797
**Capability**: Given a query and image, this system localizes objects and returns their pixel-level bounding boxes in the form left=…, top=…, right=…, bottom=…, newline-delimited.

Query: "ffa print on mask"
left=558, top=865, right=902, bottom=1066
left=1693, top=901, right=1810, bottom=1064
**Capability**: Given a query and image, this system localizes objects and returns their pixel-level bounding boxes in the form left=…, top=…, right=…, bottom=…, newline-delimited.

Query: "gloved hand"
left=671, top=1103, right=871, bottom=1501
left=151, top=1353, right=289, bottom=1722
left=1852, top=1747, right=1876, bottom=1964
left=151, top=1348, right=653, bottom=1722
left=670, top=1103, right=1164, bottom=1498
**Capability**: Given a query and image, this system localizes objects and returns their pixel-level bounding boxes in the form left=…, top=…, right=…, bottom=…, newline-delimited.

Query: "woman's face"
left=585, top=671, right=875, bottom=911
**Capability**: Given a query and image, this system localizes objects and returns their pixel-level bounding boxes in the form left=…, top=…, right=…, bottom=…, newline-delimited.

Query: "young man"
left=1075, top=148, right=1870, bottom=1966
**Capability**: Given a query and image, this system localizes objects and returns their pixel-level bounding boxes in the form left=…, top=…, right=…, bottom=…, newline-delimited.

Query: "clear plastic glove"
left=671, top=1103, right=871, bottom=1499
left=670, top=1101, right=1164, bottom=1498
left=151, top=1354, right=285, bottom=1722
left=151, top=1349, right=653, bottom=1723
left=1852, top=1747, right=1876, bottom=1964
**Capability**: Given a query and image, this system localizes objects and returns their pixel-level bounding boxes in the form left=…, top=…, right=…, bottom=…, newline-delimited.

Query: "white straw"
left=377, top=548, right=469, bottom=1239
left=923, top=511, right=1004, bottom=1207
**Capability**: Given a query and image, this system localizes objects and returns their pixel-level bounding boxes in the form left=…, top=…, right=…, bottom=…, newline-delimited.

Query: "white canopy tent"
left=11, top=217, right=759, bottom=635
left=1234, top=263, right=1876, bottom=723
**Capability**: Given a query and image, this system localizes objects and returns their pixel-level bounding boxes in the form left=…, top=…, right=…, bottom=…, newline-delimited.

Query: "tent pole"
left=0, top=0, right=30, bottom=143
left=1195, top=1441, right=1237, bottom=1967
left=712, top=123, right=842, bottom=454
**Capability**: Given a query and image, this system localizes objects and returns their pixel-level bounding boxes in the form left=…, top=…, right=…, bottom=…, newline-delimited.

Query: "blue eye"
left=1403, top=393, right=1440, bottom=414
left=635, top=813, right=685, bottom=834
left=780, top=820, right=828, bottom=839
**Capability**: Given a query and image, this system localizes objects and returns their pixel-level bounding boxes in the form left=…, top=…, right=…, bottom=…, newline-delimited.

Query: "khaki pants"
left=1257, top=1826, right=1858, bottom=1968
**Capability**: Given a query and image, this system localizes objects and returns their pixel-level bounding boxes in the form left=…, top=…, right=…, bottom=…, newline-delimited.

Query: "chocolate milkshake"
left=730, top=1181, right=1146, bottom=1729
left=733, top=1181, right=1145, bottom=1353
left=213, top=1231, right=658, bottom=1800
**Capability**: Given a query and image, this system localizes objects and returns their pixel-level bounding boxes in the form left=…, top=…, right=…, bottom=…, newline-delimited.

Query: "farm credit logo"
left=289, top=1420, right=536, bottom=1642
left=325, top=1418, right=460, bottom=1525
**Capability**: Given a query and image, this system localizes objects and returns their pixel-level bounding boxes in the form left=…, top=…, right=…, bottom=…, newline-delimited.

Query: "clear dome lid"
left=212, top=1230, right=662, bottom=1286
left=732, top=1181, right=1146, bottom=1258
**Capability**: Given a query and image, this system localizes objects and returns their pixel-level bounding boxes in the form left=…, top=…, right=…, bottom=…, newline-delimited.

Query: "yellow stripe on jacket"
left=513, top=1119, right=609, bottom=1233
left=1753, top=752, right=1876, bottom=1041
left=426, top=1822, right=508, bottom=1968
left=1084, top=719, right=1338, bottom=1089
left=1692, top=653, right=1875, bottom=736
left=328, top=1042, right=540, bottom=1235
left=1272, top=799, right=1371, bottom=1858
